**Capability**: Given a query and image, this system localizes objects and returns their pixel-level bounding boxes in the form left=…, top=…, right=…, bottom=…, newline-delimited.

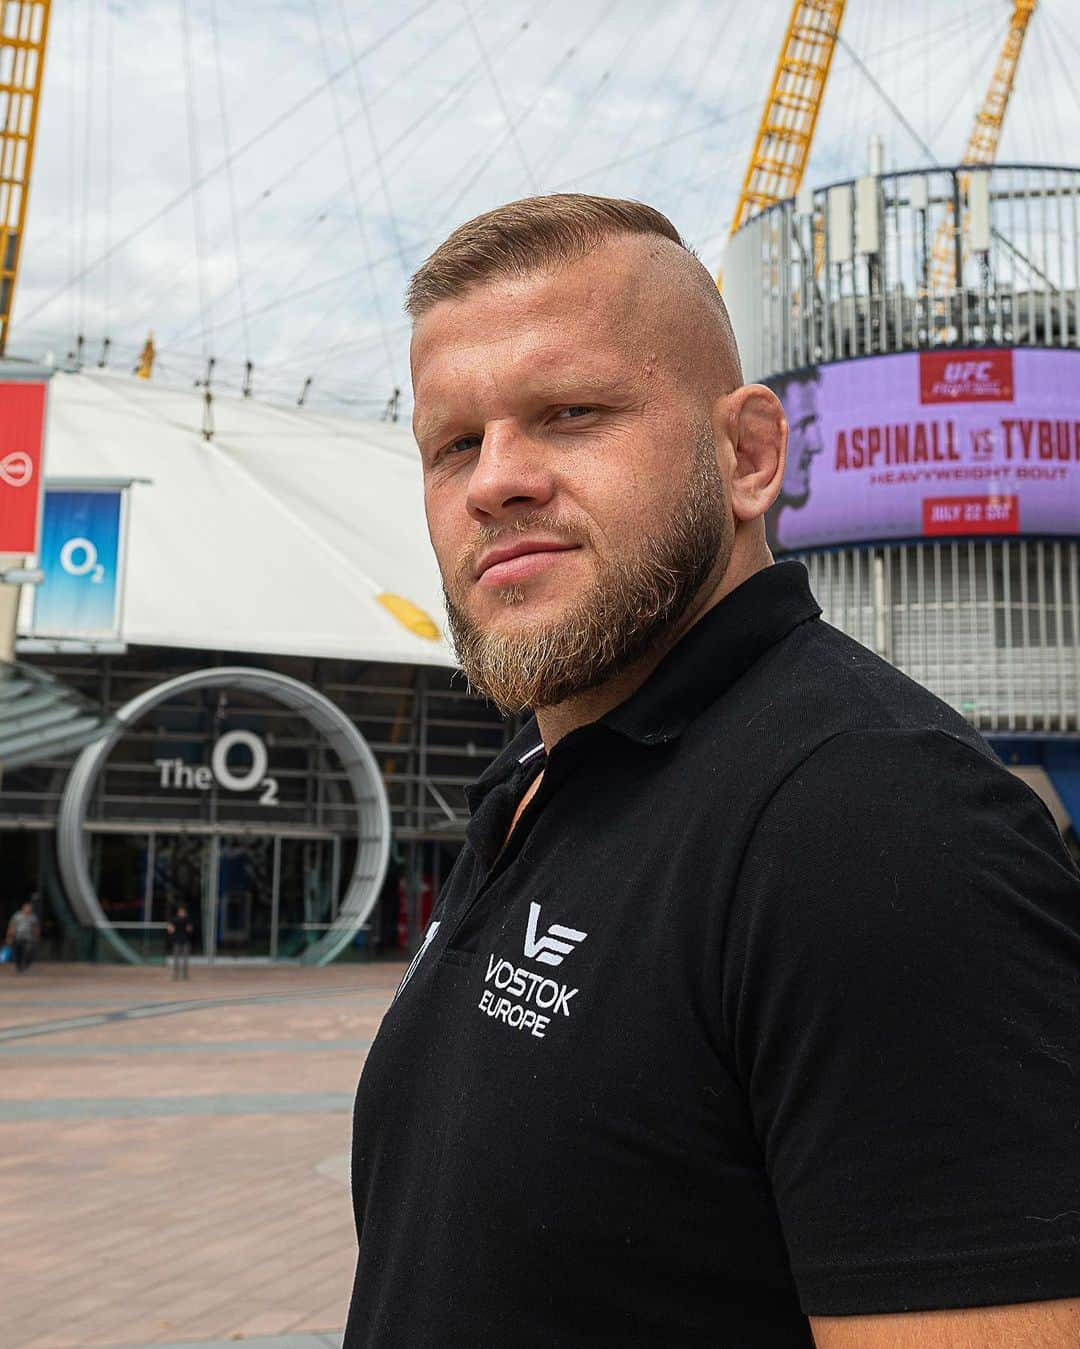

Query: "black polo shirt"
left=345, top=561, right=1080, bottom=1348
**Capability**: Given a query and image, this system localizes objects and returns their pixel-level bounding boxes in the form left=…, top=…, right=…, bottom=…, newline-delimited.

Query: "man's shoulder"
left=695, top=614, right=990, bottom=773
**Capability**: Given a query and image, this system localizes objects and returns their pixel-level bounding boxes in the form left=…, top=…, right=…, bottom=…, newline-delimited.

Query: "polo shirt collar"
left=465, top=561, right=820, bottom=810
left=602, top=560, right=820, bottom=745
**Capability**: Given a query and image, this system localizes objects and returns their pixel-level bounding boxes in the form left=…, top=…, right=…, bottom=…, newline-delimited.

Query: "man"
left=345, top=196, right=1080, bottom=1348
left=166, top=903, right=193, bottom=980
left=764, top=366, right=824, bottom=554
left=6, top=900, right=39, bottom=974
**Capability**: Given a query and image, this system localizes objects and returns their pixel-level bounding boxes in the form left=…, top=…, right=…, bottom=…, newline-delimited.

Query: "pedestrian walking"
left=6, top=901, right=40, bottom=974
left=166, top=904, right=193, bottom=979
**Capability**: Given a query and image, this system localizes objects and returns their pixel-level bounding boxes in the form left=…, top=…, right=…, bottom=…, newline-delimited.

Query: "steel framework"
left=929, top=0, right=1038, bottom=294
left=728, top=0, right=847, bottom=239
left=725, top=163, right=1080, bottom=382
left=0, top=0, right=50, bottom=355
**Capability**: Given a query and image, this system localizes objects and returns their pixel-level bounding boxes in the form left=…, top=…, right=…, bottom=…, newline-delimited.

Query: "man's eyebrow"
left=413, top=413, right=455, bottom=448
left=539, top=371, right=626, bottom=399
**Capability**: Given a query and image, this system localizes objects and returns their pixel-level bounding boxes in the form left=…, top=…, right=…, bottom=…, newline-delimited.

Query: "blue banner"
left=33, top=489, right=123, bottom=637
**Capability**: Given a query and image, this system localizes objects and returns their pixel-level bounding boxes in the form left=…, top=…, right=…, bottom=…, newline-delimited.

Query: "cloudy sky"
left=11, top=0, right=1080, bottom=415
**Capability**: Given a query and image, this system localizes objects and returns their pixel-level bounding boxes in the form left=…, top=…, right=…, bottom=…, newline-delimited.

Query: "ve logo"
left=524, top=902, right=587, bottom=967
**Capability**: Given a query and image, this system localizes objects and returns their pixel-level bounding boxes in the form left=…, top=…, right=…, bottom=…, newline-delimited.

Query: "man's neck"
left=534, top=547, right=770, bottom=750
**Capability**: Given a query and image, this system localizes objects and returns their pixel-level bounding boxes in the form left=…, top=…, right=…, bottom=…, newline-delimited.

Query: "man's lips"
left=475, top=539, right=579, bottom=588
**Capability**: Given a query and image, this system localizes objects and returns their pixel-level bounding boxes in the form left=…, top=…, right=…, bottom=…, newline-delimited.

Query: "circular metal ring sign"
left=57, top=667, right=390, bottom=966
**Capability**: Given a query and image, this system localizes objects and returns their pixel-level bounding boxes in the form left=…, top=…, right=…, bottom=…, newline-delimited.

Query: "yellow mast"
left=0, top=0, right=51, bottom=357
left=729, top=0, right=847, bottom=238
left=930, top=0, right=1037, bottom=293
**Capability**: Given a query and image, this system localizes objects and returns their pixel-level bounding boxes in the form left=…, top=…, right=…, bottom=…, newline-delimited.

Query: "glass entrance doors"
left=92, top=830, right=345, bottom=962
left=205, top=835, right=342, bottom=961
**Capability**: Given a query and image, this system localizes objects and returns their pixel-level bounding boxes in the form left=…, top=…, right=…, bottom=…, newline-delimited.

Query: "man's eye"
left=445, top=436, right=481, bottom=456
left=557, top=406, right=595, bottom=420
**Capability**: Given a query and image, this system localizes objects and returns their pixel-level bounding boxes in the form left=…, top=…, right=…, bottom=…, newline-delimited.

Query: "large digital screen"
left=764, top=348, right=1080, bottom=553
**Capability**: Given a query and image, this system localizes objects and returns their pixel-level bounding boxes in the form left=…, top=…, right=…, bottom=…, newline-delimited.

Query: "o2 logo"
left=154, top=730, right=279, bottom=805
left=60, top=536, right=106, bottom=584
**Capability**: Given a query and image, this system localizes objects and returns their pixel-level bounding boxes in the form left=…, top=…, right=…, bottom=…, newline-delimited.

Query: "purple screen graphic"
left=764, top=348, right=1080, bottom=552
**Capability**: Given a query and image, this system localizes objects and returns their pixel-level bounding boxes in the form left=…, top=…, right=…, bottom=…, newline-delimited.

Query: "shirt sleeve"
left=722, top=726, right=1080, bottom=1315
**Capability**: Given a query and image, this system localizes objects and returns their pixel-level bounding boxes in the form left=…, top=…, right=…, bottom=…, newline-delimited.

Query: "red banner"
left=919, top=350, right=1014, bottom=404
left=922, top=494, right=1019, bottom=536
left=0, top=381, right=47, bottom=553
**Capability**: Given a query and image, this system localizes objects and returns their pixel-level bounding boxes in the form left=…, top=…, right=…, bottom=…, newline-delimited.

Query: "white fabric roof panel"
left=28, top=370, right=456, bottom=667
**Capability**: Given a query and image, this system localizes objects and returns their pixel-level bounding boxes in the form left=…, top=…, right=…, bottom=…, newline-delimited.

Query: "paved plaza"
left=0, top=960, right=405, bottom=1348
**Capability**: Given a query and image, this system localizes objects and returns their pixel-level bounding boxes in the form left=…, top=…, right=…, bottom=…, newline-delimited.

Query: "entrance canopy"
left=31, top=370, right=455, bottom=667
left=0, top=659, right=109, bottom=771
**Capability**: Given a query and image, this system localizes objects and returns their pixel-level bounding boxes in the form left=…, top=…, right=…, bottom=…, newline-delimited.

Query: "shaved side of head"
left=622, top=234, right=744, bottom=400
left=407, top=192, right=744, bottom=401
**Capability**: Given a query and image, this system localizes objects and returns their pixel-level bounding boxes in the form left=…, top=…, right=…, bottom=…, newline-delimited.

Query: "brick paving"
left=0, top=961, right=403, bottom=1347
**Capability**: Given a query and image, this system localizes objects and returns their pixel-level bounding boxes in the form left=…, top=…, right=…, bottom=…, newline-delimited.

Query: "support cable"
left=1041, top=5, right=1080, bottom=122
left=65, top=0, right=76, bottom=350
left=551, top=100, right=762, bottom=192
left=171, top=1, right=542, bottom=361
left=78, top=0, right=96, bottom=352
left=131, top=1, right=486, bottom=346
left=530, top=0, right=657, bottom=183
left=924, top=13, right=1003, bottom=155
left=209, top=0, right=250, bottom=367
left=462, top=0, right=537, bottom=194
left=179, top=0, right=212, bottom=359
left=663, top=6, right=765, bottom=230
left=310, top=0, right=396, bottom=384
left=336, top=0, right=408, bottom=280
left=130, top=5, right=480, bottom=353
left=171, top=96, right=760, bottom=356
left=17, top=0, right=441, bottom=332
left=603, top=0, right=709, bottom=192
left=674, top=5, right=997, bottom=227
left=641, top=2, right=738, bottom=190
left=432, top=0, right=607, bottom=229
left=832, top=26, right=938, bottom=166
left=1032, top=12, right=1059, bottom=159
left=103, top=0, right=114, bottom=359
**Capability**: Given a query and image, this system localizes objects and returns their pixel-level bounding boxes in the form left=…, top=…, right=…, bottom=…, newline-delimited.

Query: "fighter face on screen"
left=777, top=372, right=824, bottom=508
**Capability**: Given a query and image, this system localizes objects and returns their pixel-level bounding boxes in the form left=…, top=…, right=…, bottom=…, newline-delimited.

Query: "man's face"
left=411, top=240, right=733, bottom=711
left=780, top=379, right=823, bottom=507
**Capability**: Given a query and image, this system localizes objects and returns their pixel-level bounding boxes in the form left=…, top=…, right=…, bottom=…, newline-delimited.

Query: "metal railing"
left=725, top=163, right=1080, bottom=383
left=799, top=538, right=1080, bottom=733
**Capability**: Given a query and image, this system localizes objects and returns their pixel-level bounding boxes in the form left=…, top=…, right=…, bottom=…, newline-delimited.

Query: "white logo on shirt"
left=523, top=902, right=587, bottom=967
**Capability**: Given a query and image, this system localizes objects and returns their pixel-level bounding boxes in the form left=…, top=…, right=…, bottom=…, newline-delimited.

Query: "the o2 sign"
left=60, top=536, right=106, bottom=584
left=33, top=488, right=123, bottom=639
left=155, top=730, right=279, bottom=806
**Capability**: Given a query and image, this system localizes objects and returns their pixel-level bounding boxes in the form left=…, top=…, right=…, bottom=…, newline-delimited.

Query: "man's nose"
left=465, top=424, right=555, bottom=523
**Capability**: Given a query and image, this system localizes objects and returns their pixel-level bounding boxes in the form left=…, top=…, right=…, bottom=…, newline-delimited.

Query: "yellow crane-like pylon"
left=728, top=0, right=847, bottom=240
left=0, top=0, right=51, bottom=357
left=929, top=0, right=1037, bottom=293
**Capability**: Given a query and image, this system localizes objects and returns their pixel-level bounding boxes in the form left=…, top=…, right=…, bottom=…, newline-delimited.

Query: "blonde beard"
left=443, top=427, right=730, bottom=714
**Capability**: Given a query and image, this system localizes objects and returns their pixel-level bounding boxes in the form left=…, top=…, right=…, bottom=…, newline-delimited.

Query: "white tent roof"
left=26, top=369, right=456, bottom=666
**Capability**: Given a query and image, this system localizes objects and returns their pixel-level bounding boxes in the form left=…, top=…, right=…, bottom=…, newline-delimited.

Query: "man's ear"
left=723, top=384, right=788, bottom=523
